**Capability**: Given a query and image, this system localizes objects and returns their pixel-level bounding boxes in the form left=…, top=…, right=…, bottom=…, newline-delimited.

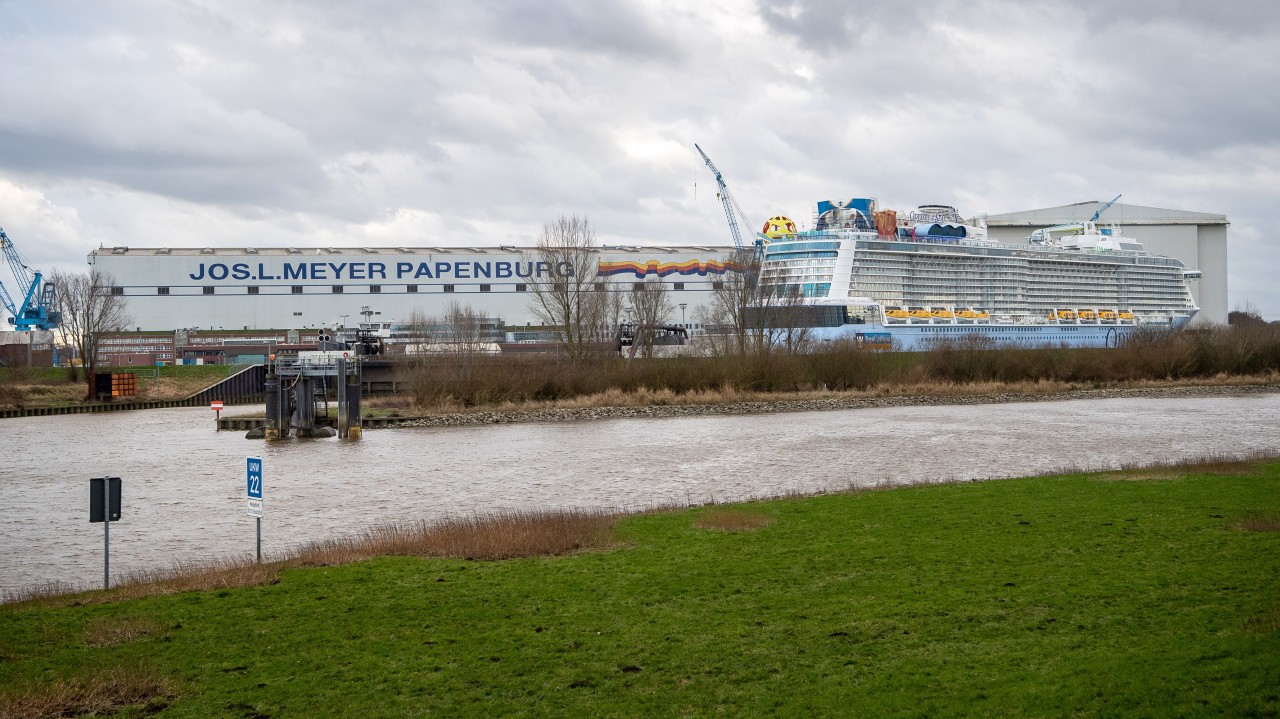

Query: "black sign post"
left=89, top=477, right=122, bottom=590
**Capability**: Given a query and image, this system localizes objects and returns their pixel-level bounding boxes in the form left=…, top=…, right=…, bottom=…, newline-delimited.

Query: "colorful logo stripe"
left=597, top=259, right=743, bottom=278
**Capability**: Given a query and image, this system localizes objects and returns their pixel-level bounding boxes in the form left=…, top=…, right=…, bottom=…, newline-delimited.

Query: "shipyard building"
left=88, top=245, right=736, bottom=334
left=83, top=200, right=1228, bottom=341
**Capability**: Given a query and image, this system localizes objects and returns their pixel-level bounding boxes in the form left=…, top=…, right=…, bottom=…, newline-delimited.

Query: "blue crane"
left=695, top=144, right=765, bottom=254
left=0, top=226, right=61, bottom=331
left=1090, top=194, right=1122, bottom=223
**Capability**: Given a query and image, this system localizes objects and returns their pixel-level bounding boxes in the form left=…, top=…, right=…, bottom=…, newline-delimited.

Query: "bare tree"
left=768, top=292, right=819, bottom=355
left=626, top=280, right=674, bottom=358
left=51, top=269, right=131, bottom=397
left=697, top=251, right=757, bottom=356
left=527, top=215, right=613, bottom=361
left=1229, top=299, right=1267, bottom=327
left=401, top=303, right=498, bottom=408
left=428, top=302, right=492, bottom=356
left=399, top=307, right=437, bottom=407
left=697, top=250, right=815, bottom=356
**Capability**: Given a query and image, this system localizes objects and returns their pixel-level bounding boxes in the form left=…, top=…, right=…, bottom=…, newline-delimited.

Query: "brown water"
left=2, top=394, right=1276, bottom=595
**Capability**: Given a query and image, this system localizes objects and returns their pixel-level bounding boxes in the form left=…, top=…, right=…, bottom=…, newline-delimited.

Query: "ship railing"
left=272, top=356, right=360, bottom=377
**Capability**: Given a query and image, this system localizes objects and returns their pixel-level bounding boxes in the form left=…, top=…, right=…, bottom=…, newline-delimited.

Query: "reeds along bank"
left=394, top=324, right=1280, bottom=408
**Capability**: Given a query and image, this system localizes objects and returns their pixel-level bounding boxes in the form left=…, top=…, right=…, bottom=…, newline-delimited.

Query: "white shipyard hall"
left=88, top=245, right=738, bottom=332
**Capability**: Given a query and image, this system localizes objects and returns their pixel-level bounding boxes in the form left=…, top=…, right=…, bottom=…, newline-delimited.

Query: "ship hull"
left=801, top=311, right=1196, bottom=351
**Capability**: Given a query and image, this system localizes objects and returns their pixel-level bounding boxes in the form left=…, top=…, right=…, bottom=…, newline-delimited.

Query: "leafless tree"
left=438, top=302, right=494, bottom=356
left=527, top=215, right=614, bottom=361
left=625, top=280, right=674, bottom=358
left=697, top=250, right=758, bottom=356
left=696, top=250, right=815, bottom=356
left=401, top=303, right=498, bottom=407
left=768, top=292, right=819, bottom=354
left=399, top=307, right=436, bottom=407
left=1228, top=299, right=1267, bottom=327
left=50, top=269, right=131, bottom=397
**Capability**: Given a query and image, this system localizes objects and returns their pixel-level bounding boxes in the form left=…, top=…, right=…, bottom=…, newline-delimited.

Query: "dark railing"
left=183, top=363, right=266, bottom=405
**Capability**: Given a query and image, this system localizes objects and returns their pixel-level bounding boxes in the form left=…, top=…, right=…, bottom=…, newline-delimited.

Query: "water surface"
left=2, top=394, right=1276, bottom=594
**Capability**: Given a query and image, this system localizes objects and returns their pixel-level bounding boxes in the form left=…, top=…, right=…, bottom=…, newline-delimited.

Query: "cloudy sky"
left=2, top=0, right=1278, bottom=317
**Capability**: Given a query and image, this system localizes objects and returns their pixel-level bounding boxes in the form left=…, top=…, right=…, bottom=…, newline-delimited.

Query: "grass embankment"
left=0, top=365, right=233, bottom=408
left=3, top=458, right=1278, bottom=717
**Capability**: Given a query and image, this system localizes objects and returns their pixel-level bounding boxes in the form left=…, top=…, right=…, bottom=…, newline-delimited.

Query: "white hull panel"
left=804, top=313, right=1194, bottom=350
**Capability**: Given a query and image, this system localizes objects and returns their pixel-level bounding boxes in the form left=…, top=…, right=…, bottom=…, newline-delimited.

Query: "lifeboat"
left=1056, top=309, right=1077, bottom=321
left=884, top=306, right=909, bottom=322
left=1098, top=310, right=1118, bottom=322
left=931, top=308, right=955, bottom=320
left=908, top=307, right=933, bottom=322
left=1118, top=310, right=1135, bottom=322
left=1078, top=309, right=1098, bottom=322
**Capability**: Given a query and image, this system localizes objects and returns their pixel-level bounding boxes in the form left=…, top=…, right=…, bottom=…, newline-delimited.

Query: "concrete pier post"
left=295, top=377, right=314, bottom=436
left=264, top=375, right=281, bottom=441
left=336, top=358, right=348, bottom=438
left=279, top=381, right=294, bottom=436
left=346, top=371, right=362, bottom=440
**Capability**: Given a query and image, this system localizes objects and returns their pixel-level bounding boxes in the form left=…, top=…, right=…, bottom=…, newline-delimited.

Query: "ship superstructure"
left=757, top=199, right=1200, bottom=350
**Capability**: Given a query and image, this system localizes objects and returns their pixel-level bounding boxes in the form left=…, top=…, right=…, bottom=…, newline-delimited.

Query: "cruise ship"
left=755, top=199, right=1201, bottom=350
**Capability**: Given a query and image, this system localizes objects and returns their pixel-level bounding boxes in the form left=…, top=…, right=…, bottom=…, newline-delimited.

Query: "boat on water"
left=754, top=199, right=1201, bottom=350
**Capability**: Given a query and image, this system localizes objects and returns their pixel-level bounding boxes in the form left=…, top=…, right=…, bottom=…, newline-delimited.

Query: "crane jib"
left=0, top=227, right=61, bottom=331
left=695, top=144, right=764, bottom=254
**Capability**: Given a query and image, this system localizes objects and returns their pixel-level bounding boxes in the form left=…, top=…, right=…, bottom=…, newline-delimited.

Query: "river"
left=2, top=393, right=1277, bottom=596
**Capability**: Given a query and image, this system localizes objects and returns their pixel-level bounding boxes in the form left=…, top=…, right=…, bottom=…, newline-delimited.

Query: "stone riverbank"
left=379, top=383, right=1279, bottom=428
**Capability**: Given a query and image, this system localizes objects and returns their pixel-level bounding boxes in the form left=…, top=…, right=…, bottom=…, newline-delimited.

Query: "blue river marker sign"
left=247, top=457, right=264, bottom=562
left=246, top=457, right=263, bottom=517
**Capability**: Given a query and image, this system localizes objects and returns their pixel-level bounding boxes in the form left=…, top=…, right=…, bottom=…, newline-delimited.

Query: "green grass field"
left=2, top=464, right=1277, bottom=717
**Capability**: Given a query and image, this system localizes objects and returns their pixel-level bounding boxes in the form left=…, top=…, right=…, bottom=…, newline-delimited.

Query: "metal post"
left=347, top=370, right=362, bottom=440
left=296, top=376, right=314, bottom=435
left=256, top=516, right=261, bottom=563
left=102, top=478, right=110, bottom=590
left=336, top=357, right=348, bottom=438
left=264, top=375, right=281, bottom=440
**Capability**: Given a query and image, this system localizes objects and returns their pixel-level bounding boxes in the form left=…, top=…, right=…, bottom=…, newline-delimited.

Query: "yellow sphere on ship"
left=762, top=215, right=797, bottom=238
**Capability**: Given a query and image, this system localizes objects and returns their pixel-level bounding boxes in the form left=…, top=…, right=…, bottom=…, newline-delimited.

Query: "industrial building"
left=88, top=245, right=736, bottom=333
left=984, top=200, right=1228, bottom=325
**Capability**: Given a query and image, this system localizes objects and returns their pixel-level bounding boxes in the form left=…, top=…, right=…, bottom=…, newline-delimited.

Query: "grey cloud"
left=1, top=0, right=1278, bottom=317
left=758, top=0, right=928, bottom=51
left=1069, top=0, right=1280, bottom=36
left=759, top=0, right=1280, bottom=47
left=481, top=0, right=684, bottom=59
left=756, top=0, right=1279, bottom=159
left=0, top=128, right=331, bottom=204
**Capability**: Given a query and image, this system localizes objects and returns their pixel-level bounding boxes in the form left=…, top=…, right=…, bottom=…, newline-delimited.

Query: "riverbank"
left=3, top=456, right=1277, bottom=717
left=375, top=381, right=1280, bottom=428
left=0, top=365, right=234, bottom=412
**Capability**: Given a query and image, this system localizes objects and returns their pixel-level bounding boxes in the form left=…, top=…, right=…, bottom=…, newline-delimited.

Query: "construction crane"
left=1090, top=194, right=1122, bottom=223
left=0, top=227, right=61, bottom=331
left=695, top=144, right=765, bottom=254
